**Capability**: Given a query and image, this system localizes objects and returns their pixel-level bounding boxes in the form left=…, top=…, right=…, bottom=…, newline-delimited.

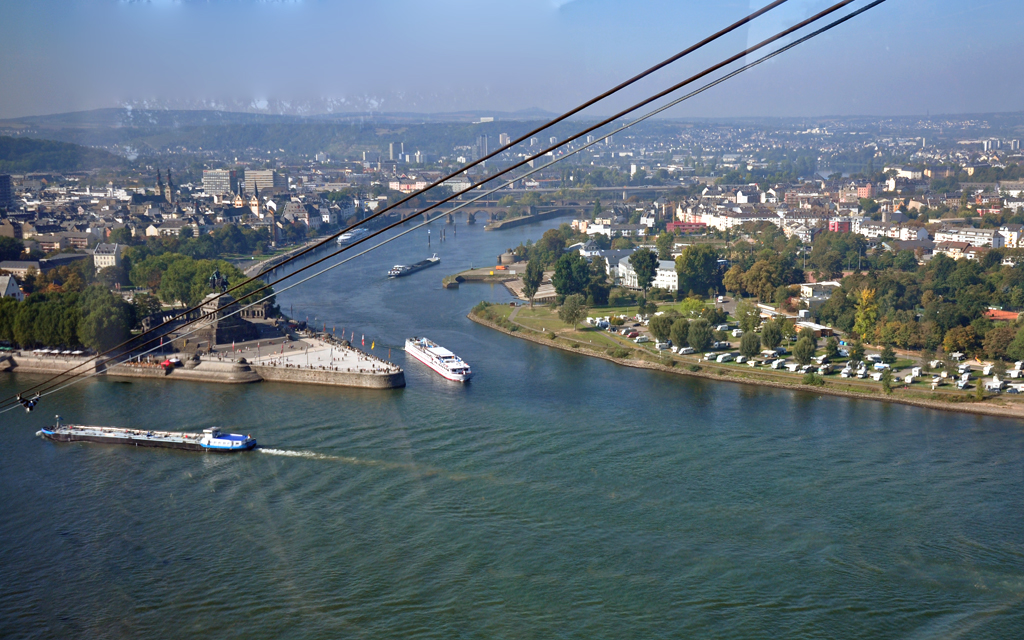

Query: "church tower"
left=233, top=183, right=244, bottom=209
left=249, top=182, right=261, bottom=219
left=164, top=168, right=174, bottom=203
left=156, top=169, right=163, bottom=198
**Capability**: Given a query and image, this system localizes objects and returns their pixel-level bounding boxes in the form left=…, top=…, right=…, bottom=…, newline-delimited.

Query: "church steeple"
left=249, top=182, right=261, bottom=219
left=165, top=168, right=174, bottom=203
left=156, top=169, right=163, bottom=196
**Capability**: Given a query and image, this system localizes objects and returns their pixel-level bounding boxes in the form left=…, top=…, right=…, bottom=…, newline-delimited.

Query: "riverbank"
left=468, top=310, right=1024, bottom=421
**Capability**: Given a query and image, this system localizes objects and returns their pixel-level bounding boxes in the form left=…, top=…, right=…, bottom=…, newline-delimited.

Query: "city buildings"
left=202, top=169, right=238, bottom=196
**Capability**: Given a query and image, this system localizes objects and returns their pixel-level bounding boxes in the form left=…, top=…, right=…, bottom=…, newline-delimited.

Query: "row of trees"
left=0, top=287, right=132, bottom=351
left=128, top=253, right=268, bottom=307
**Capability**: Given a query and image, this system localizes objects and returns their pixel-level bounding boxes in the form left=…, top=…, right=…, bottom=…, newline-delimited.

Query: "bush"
left=570, top=342, right=580, bottom=349
left=802, top=372, right=825, bottom=386
left=472, top=301, right=491, bottom=315
left=549, top=332, right=558, bottom=340
left=607, top=348, right=631, bottom=358
left=610, top=317, right=626, bottom=326
left=687, top=364, right=701, bottom=372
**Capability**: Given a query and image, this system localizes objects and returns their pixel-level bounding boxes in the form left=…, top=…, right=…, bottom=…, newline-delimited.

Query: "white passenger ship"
left=336, top=227, right=371, bottom=245
left=405, top=337, right=472, bottom=382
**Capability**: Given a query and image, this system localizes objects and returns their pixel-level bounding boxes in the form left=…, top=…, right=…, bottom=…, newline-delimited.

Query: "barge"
left=39, top=417, right=257, bottom=452
left=388, top=254, right=440, bottom=278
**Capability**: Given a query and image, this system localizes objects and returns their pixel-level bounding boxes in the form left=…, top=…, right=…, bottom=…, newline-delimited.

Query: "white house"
left=0, top=274, right=24, bottom=301
left=619, top=257, right=678, bottom=291
left=93, top=243, right=122, bottom=269
left=933, top=226, right=1004, bottom=248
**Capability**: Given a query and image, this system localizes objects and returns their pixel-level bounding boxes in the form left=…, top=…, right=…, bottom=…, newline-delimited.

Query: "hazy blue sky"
left=1, top=0, right=1022, bottom=119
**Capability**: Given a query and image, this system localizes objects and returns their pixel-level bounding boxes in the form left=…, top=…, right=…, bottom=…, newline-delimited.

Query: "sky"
left=0, top=0, right=1022, bottom=120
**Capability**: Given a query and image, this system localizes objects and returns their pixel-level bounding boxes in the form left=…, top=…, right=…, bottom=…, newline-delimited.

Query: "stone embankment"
left=0, top=351, right=404, bottom=389
left=105, top=359, right=262, bottom=384
left=253, top=365, right=404, bottom=389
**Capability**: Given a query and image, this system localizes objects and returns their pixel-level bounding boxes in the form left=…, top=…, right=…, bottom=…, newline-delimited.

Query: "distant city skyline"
left=1, top=0, right=1022, bottom=120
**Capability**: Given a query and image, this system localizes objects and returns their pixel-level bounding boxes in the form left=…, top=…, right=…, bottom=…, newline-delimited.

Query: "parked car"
left=732, top=329, right=744, bottom=338
left=715, top=324, right=730, bottom=332
left=873, top=362, right=890, bottom=371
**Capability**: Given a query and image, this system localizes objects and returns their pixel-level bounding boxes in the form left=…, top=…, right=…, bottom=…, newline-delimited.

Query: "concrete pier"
left=248, top=337, right=405, bottom=389
left=0, top=342, right=405, bottom=390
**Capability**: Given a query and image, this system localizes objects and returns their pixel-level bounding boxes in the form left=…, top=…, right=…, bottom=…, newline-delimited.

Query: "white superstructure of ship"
left=404, top=337, right=472, bottom=382
left=336, top=227, right=371, bottom=245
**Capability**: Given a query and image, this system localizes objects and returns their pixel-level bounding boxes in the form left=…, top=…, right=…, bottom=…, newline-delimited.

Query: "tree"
left=77, top=286, right=132, bottom=351
left=687, top=318, right=712, bottom=352
left=797, top=326, right=818, bottom=349
left=881, top=368, right=894, bottom=395
left=983, top=325, right=1017, bottom=360
left=670, top=319, right=690, bottom=349
left=880, top=344, right=897, bottom=364
left=649, top=314, right=675, bottom=342
left=735, top=300, right=760, bottom=333
left=1007, top=326, right=1024, bottom=361
left=586, top=255, right=610, bottom=306
left=655, top=233, right=674, bottom=261
left=0, top=236, right=24, bottom=261
left=522, top=258, right=544, bottom=308
left=943, top=325, right=977, bottom=355
left=558, top=294, right=588, bottom=330
left=853, top=288, right=878, bottom=338
left=675, top=245, right=721, bottom=296
left=761, top=319, right=783, bottom=350
left=739, top=331, right=761, bottom=358
left=629, top=248, right=658, bottom=298
left=723, top=264, right=745, bottom=296
left=850, top=340, right=865, bottom=362
left=552, top=251, right=590, bottom=297
left=794, top=336, right=815, bottom=365
left=824, top=336, right=839, bottom=360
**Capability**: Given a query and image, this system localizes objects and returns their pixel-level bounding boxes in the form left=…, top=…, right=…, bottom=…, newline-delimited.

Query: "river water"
left=2, top=215, right=1024, bottom=639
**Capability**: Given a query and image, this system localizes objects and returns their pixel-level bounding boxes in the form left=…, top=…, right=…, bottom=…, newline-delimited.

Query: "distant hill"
left=0, top=136, right=125, bottom=173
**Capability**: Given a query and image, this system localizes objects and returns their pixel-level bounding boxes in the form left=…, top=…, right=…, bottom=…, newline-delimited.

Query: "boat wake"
left=258, top=448, right=343, bottom=461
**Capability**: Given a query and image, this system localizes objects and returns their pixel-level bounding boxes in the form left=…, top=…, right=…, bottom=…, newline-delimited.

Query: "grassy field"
left=584, top=299, right=718, bottom=320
